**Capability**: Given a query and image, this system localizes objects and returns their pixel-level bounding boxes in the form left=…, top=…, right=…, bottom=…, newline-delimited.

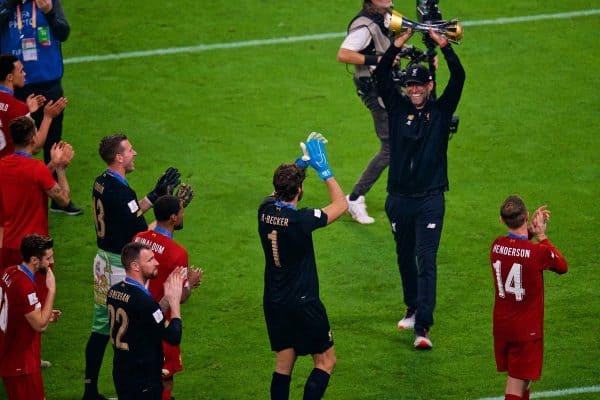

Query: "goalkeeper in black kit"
left=107, top=241, right=184, bottom=400
left=258, top=133, right=347, bottom=400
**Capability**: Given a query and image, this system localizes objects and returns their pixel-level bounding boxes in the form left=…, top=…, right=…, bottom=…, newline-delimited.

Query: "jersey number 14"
left=492, top=260, right=526, bottom=301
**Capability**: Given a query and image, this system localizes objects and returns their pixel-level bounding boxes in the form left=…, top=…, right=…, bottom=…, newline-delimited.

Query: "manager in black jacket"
left=375, top=28, right=465, bottom=349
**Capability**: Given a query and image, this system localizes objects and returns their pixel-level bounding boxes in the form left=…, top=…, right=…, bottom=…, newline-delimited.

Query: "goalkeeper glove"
left=175, top=183, right=194, bottom=208
left=304, top=132, right=333, bottom=180
left=294, top=140, right=311, bottom=169
left=147, top=167, right=181, bottom=204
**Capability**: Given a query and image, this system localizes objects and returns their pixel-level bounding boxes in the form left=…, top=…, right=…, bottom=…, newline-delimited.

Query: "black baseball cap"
left=404, top=64, right=432, bottom=85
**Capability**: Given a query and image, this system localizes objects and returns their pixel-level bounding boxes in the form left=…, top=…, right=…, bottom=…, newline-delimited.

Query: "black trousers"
left=385, top=192, right=445, bottom=331
left=16, top=79, right=64, bottom=165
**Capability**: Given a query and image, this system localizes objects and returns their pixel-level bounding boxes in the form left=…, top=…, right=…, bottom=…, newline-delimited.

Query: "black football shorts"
left=264, top=300, right=333, bottom=356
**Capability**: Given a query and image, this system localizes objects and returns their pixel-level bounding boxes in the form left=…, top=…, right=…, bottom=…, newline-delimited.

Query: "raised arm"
left=40, top=0, right=70, bottom=41
left=374, top=30, right=413, bottom=109
left=302, top=132, right=348, bottom=224
left=430, top=29, right=465, bottom=114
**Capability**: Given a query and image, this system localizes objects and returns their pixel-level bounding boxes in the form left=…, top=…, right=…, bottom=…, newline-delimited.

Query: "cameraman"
left=375, top=28, right=465, bottom=349
left=336, top=0, right=394, bottom=224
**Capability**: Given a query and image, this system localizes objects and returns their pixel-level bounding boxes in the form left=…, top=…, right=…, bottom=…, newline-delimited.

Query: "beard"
left=142, top=269, right=158, bottom=280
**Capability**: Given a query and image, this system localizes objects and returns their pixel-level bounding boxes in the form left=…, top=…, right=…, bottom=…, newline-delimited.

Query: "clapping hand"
left=43, top=97, right=68, bottom=119
left=147, top=167, right=181, bottom=204
left=303, top=132, right=333, bottom=180
left=50, top=141, right=74, bottom=168
left=295, top=141, right=311, bottom=169
left=187, top=266, right=203, bottom=289
left=26, top=94, right=46, bottom=113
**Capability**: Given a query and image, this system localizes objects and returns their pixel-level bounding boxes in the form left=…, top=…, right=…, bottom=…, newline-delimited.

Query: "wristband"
left=364, top=55, right=378, bottom=65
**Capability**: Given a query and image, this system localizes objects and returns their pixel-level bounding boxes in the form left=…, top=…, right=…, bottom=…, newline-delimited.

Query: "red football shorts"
left=162, top=341, right=183, bottom=379
left=494, top=337, right=543, bottom=380
left=2, top=372, right=45, bottom=400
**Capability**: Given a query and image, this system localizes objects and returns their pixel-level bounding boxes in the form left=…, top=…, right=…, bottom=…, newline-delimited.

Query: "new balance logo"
left=426, top=223, right=436, bottom=229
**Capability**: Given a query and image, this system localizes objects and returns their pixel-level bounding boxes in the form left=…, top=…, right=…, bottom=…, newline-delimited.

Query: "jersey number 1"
left=492, top=260, right=525, bottom=301
left=267, top=230, right=282, bottom=268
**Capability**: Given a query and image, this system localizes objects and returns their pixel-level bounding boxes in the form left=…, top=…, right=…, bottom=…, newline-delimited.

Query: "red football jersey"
left=0, top=154, right=55, bottom=249
left=0, top=92, right=29, bottom=159
left=0, top=265, right=42, bottom=376
left=490, top=236, right=567, bottom=342
left=133, top=229, right=188, bottom=303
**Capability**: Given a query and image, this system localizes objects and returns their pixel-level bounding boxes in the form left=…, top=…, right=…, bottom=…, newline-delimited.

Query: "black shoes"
left=50, top=201, right=83, bottom=216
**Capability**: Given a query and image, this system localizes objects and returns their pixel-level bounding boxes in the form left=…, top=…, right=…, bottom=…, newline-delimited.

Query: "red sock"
left=523, top=388, right=530, bottom=400
left=162, top=388, right=172, bottom=400
left=505, top=395, right=521, bottom=400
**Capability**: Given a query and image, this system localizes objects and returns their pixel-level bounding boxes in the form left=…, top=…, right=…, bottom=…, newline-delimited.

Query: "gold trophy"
left=385, top=10, right=464, bottom=43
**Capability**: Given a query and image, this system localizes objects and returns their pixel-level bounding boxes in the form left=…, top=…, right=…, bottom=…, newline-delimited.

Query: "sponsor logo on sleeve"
left=153, top=308, right=164, bottom=323
left=27, top=292, right=39, bottom=306
left=128, top=199, right=140, bottom=213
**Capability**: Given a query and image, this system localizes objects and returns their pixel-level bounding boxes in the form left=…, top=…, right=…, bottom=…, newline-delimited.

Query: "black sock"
left=271, top=372, right=291, bottom=400
left=348, top=193, right=360, bottom=201
left=303, top=368, right=330, bottom=400
left=83, top=332, right=110, bottom=397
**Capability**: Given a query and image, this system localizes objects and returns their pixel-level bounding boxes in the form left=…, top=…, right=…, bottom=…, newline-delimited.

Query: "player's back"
left=490, top=235, right=561, bottom=341
left=0, top=92, right=29, bottom=158
left=258, top=196, right=327, bottom=306
left=0, top=154, right=53, bottom=248
left=106, top=281, right=164, bottom=380
left=133, top=229, right=188, bottom=301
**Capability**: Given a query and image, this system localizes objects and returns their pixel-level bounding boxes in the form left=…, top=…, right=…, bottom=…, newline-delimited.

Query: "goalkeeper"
left=83, top=133, right=182, bottom=400
left=258, top=133, right=347, bottom=400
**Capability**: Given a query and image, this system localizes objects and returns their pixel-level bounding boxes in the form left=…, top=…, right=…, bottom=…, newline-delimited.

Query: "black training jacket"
left=375, top=44, right=465, bottom=196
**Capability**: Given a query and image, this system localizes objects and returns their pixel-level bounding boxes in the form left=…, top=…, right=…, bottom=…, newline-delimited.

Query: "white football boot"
left=346, top=195, right=375, bottom=224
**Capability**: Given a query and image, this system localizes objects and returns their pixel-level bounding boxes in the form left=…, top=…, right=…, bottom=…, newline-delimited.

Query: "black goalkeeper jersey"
left=107, top=280, right=182, bottom=387
left=93, top=171, right=148, bottom=254
left=258, top=196, right=328, bottom=306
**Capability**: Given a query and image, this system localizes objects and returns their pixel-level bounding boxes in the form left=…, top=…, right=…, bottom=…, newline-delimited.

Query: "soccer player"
left=133, top=195, right=202, bottom=400
left=0, top=234, right=62, bottom=400
left=0, top=54, right=67, bottom=159
left=0, top=116, right=72, bottom=271
left=490, top=195, right=568, bottom=400
left=259, top=133, right=347, bottom=400
left=83, top=133, right=180, bottom=400
left=107, top=242, right=184, bottom=399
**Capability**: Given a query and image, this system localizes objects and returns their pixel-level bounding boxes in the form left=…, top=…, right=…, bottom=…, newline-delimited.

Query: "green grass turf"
left=2, top=1, right=598, bottom=399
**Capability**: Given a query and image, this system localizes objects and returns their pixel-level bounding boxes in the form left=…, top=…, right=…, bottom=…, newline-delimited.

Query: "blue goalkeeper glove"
left=304, top=132, right=333, bottom=180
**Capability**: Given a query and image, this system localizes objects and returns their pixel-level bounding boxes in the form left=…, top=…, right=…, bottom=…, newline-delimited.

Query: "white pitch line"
left=477, top=385, right=600, bottom=400
left=64, top=9, right=600, bottom=65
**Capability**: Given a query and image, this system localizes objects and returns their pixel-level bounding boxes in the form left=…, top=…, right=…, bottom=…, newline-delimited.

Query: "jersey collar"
left=105, top=168, right=129, bottom=187
left=124, top=277, right=152, bottom=297
left=15, top=150, right=33, bottom=158
left=18, top=263, right=36, bottom=282
left=507, top=232, right=528, bottom=240
left=275, top=200, right=296, bottom=210
left=0, top=85, right=14, bottom=95
left=153, top=226, right=173, bottom=239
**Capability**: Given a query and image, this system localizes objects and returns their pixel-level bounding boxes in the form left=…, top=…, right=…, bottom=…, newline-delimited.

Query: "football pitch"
left=3, top=0, right=599, bottom=399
